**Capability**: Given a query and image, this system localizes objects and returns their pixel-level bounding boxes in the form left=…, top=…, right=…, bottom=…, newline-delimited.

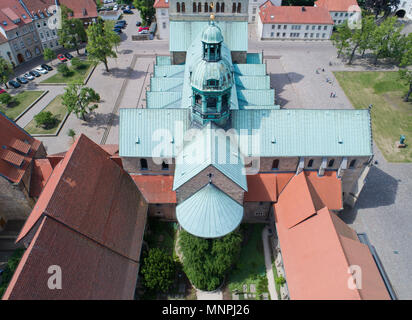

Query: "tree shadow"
left=270, top=72, right=304, bottom=107
left=101, top=67, right=144, bottom=79
left=340, top=165, right=399, bottom=224
left=81, top=112, right=119, bottom=130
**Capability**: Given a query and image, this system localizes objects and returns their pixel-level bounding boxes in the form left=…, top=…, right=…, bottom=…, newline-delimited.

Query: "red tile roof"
left=244, top=173, right=277, bottom=202
left=259, top=1, right=334, bottom=25
left=304, top=170, right=342, bottom=210
left=59, top=0, right=98, bottom=19
left=22, top=0, right=56, bottom=19
left=29, top=159, right=53, bottom=198
left=0, top=113, right=41, bottom=184
left=154, top=0, right=169, bottom=9
left=275, top=207, right=390, bottom=300
left=0, top=0, right=32, bottom=31
left=3, top=216, right=140, bottom=300
left=5, top=134, right=148, bottom=299
left=315, top=0, right=360, bottom=12
left=131, top=175, right=176, bottom=203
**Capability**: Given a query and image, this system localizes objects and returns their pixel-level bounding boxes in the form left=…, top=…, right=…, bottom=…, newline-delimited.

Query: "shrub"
left=70, top=57, right=82, bottom=69
left=57, top=63, right=70, bottom=77
left=67, top=128, right=76, bottom=140
left=34, top=111, right=57, bottom=129
left=275, top=276, right=286, bottom=286
left=179, top=229, right=242, bottom=291
left=0, top=93, right=13, bottom=106
left=0, top=248, right=25, bottom=298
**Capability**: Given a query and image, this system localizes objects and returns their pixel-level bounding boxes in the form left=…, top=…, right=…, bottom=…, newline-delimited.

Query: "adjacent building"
left=58, top=0, right=98, bottom=26
left=154, top=0, right=170, bottom=40
left=315, top=0, right=360, bottom=25
left=258, top=1, right=334, bottom=40
left=249, top=0, right=280, bottom=23
left=0, top=33, right=16, bottom=66
left=395, top=0, right=412, bottom=19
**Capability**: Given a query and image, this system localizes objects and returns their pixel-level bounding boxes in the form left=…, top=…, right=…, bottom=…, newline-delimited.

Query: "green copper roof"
left=246, top=53, right=263, bottom=64
left=191, top=59, right=233, bottom=92
left=150, top=77, right=184, bottom=92
left=169, top=21, right=248, bottom=52
left=176, top=183, right=243, bottom=238
left=201, top=21, right=224, bottom=44
left=156, top=56, right=171, bottom=66
left=146, top=92, right=182, bottom=108
left=237, top=89, right=275, bottom=107
left=231, top=109, right=373, bottom=157
left=154, top=65, right=185, bottom=78
left=119, top=108, right=190, bottom=158
left=234, top=64, right=266, bottom=76
left=173, top=122, right=247, bottom=191
left=235, top=75, right=270, bottom=90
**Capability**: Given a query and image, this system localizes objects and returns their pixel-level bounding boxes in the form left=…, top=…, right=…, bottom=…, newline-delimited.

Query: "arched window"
left=232, top=2, right=236, bottom=13
left=176, top=2, right=180, bottom=12
left=205, top=2, right=208, bottom=12
left=328, top=159, right=335, bottom=167
left=140, top=158, right=148, bottom=170
left=162, top=161, right=169, bottom=170
left=198, top=2, right=202, bottom=12
left=221, top=2, right=225, bottom=12
left=349, top=159, right=356, bottom=168
left=237, top=2, right=241, bottom=13
left=216, top=2, right=220, bottom=12
left=193, top=2, right=197, bottom=12
left=308, top=159, right=314, bottom=168
left=272, top=159, right=279, bottom=170
left=182, top=2, right=185, bottom=12
left=195, top=94, right=202, bottom=105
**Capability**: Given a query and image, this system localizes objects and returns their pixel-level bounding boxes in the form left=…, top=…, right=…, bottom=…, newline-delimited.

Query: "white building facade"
left=154, top=0, right=170, bottom=40
left=315, top=0, right=360, bottom=25
left=249, top=0, right=281, bottom=23
left=395, top=0, right=412, bottom=19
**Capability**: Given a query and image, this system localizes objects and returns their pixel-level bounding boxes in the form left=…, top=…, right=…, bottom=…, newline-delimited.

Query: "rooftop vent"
left=302, top=6, right=306, bottom=11
left=2, top=21, right=7, bottom=26
left=136, top=137, right=140, bottom=144
left=270, top=15, right=274, bottom=19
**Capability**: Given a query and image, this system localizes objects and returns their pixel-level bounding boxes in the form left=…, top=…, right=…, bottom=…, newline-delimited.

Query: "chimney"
left=302, top=6, right=306, bottom=11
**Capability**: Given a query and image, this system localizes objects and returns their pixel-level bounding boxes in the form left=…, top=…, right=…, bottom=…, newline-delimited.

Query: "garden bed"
left=0, top=91, right=44, bottom=120
left=40, top=60, right=95, bottom=84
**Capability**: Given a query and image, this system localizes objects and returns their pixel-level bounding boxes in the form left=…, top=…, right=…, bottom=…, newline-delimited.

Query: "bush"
left=179, top=229, right=242, bottom=291
left=67, top=128, right=76, bottom=139
left=0, top=248, right=25, bottom=298
left=57, top=63, right=70, bottom=77
left=0, top=93, right=13, bottom=106
left=34, top=111, right=57, bottom=129
left=275, top=276, right=286, bottom=286
left=70, top=57, right=82, bottom=69
left=140, top=248, right=176, bottom=293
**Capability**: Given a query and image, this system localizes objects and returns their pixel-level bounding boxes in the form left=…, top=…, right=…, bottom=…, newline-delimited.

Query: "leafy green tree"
left=70, top=57, right=82, bottom=69
left=331, top=22, right=352, bottom=58
left=179, top=229, right=242, bottom=291
left=67, top=128, right=76, bottom=140
left=43, top=48, right=56, bottom=65
left=369, top=17, right=399, bottom=65
left=62, top=83, right=100, bottom=120
left=58, top=5, right=87, bottom=55
left=57, top=63, right=71, bottom=76
left=0, top=93, right=13, bottom=107
left=86, top=19, right=119, bottom=72
left=133, top=0, right=155, bottom=26
left=34, top=111, right=57, bottom=129
left=398, top=40, right=412, bottom=102
left=141, top=248, right=176, bottom=292
left=348, top=15, right=376, bottom=64
left=0, top=57, right=13, bottom=89
left=0, top=248, right=25, bottom=298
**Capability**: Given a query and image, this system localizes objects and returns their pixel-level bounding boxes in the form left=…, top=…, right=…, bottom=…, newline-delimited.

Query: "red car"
left=57, top=54, right=67, bottom=62
left=138, top=26, right=149, bottom=32
left=0, top=89, right=6, bottom=94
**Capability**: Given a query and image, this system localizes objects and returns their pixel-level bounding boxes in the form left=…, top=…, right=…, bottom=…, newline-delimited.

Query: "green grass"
left=144, top=219, right=177, bottom=255
left=0, top=91, right=44, bottom=120
left=40, top=60, right=94, bottom=84
left=227, top=224, right=267, bottom=298
left=24, top=95, right=67, bottom=134
left=334, top=71, right=412, bottom=162
left=0, top=248, right=25, bottom=298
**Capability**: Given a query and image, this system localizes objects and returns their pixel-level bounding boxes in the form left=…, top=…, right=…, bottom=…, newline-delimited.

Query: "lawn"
left=334, top=71, right=412, bottom=162
left=144, top=219, right=177, bottom=256
left=40, top=60, right=94, bottom=84
left=226, top=224, right=268, bottom=299
left=0, top=91, right=44, bottom=120
left=24, top=95, right=67, bottom=135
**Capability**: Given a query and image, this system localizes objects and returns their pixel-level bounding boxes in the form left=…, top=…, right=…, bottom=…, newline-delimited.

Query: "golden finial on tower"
left=210, top=14, right=215, bottom=20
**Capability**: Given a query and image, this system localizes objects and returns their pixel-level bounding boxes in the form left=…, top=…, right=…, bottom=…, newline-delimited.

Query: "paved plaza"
left=8, top=18, right=412, bottom=299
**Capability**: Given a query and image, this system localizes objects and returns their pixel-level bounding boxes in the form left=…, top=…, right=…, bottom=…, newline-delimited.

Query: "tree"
left=70, top=57, right=82, bottom=69
left=140, top=248, right=176, bottom=292
left=179, top=229, right=242, bottom=291
left=348, top=15, right=376, bottom=64
left=62, top=83, right=100, bottom=120
left=58, top=5, right=87, bottom=55
left=364, top=0, right=400, bottom=19
left=0, top=57, right=13, bottom=89
left=34, top=111, right=57, bottom=129
left=86, top=19, right=119, bottom=72
left=57, top=63, right=71, bottom=76
left=43, top=48, right=56, bottom=65
left=133, top=0, right=155, bottom=26
left=369, top=17, right=399, bottom=65
left=331, top=22, right=352, bottom=58
left=398, top=37, right=412, bottom=102
left=0, top=93, right=13, bottom=107
left=67, top=128, right=76, bottom=141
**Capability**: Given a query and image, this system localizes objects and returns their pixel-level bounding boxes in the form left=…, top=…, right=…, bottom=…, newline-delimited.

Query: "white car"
left=113, top=5, right=118, bottom=11
left=23, top=73, right=34, bottom=80
left=35, top=67, right=48, bottom=74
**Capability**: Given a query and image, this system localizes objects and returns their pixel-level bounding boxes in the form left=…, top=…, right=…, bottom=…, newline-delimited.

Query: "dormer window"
left=206, top=79, right=219, bottom=88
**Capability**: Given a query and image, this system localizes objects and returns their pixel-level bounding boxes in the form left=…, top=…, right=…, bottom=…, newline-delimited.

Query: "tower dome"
left=191, top=59, right=233, bottom=92
left=201, top=21, right=224, bottom=44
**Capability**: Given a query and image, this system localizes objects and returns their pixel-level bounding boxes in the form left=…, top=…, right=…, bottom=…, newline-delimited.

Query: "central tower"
left=190, top=20, right=233, bottom=127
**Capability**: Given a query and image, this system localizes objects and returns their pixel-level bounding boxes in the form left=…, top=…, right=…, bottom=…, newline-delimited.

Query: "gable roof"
left=21, top=0, right=55, bottom=19
left=29, top=159, right=53, bottom=198
left=154, top=0, right=169, bottom=8
left=0, top=0, right=32, bottom=31
left=244, top=173, right=277, bottom=202
left=315, top=0, right=361, bottom=12
left=131, top=175, right=176, bottom=204
left=173, top=122, right=247, bottom=191
left=259, top=2, right=334, bottom=25
left=58, top=0, right=97, bottom=19
left=16, top=134, right=148, bottom=262
left=275, top=207, right=390, bottom=300
left=0, top=113, right=42, bottom=184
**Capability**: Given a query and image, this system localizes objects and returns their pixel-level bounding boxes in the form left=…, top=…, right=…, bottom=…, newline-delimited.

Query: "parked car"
left=41, top=64, right=53, bottom=71
left=8, top=80, right=21, bottom=88
left=118, top=20, right=127, bottom=24
left=123, top=9, right=133, bottom=14
left=0, top=89, right=7, bottom=94
left=138, top=26, right=149, bottom=32
left=139, top=29, right=149, bottom=34
left=114, top=23, right=126, bottom=29
left=57, top=54, right=67, bottom=62
left=113, top=29, right=122, bottom=35
left=136, top=21, right=141, bottom=27
left=113, top=4, right=118, bottom=10
left=23, top=73, right=34, bottom=80
left=29, top=70, right=41, bottom=77
left=35, top=67, right=48, bottom=74
left=64, top=52, right=74, bottom=60
left=16, top=77, right=28, bottom=84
